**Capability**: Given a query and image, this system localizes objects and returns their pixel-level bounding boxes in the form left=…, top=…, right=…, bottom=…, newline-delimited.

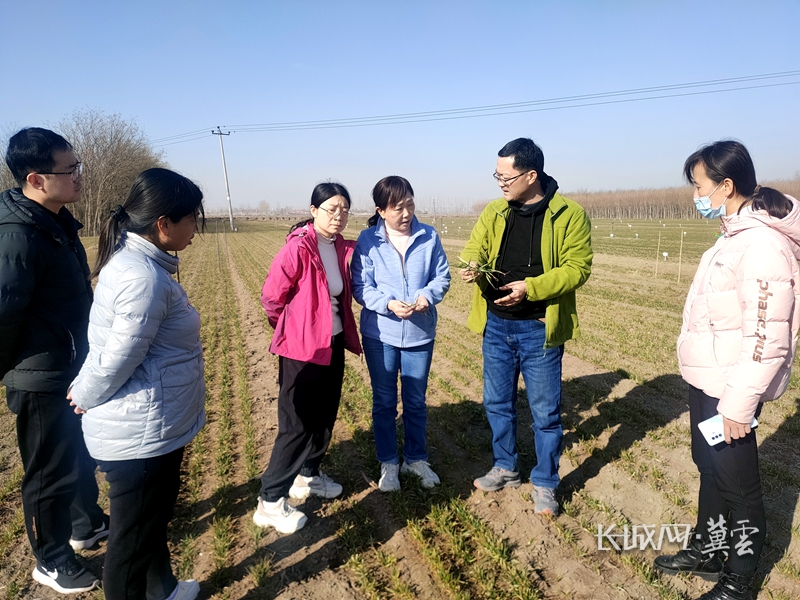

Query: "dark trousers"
left=689, top=385, right=765, bottom=578
left=7, top=388, right=105, bottom=566
left=261, top=333, right=345, bottom=501
left=96, top=448, right=183, bottom=600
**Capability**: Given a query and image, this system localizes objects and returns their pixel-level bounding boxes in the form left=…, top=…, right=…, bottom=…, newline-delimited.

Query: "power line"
left=148, top=70, right=800, bottom=147
left=228, top=70, right=800, bottom=129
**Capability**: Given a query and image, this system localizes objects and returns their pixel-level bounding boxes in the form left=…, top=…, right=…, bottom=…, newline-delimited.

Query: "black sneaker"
left=32, top=557, right=99, bottom=594
left=69, top=515, right=110, bottom=550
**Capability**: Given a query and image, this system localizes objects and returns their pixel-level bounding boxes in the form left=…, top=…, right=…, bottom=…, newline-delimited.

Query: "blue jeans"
left=482, top=312, right=564, bottom=489
left=362, top=336, right=434, bottom=465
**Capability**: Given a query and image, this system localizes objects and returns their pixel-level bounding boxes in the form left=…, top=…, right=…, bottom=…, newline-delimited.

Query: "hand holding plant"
left=412, top=295, right=430, bottom=313
left=388, top=300, right=414, bottom=319
left=456, top=256, right=506, bottom=289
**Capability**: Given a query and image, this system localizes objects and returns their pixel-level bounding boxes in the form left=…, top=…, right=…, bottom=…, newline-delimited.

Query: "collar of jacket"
left=489, top=192, right=569, bottom=221
left=374, top=215, right=426, bottom=244
left=1, top=188, right=84, bottom=245
left=287, top=223, right=350, bottom=265
left=288, top=222, right=336, bottom=248
left=121, top=231, right=179, bottom=274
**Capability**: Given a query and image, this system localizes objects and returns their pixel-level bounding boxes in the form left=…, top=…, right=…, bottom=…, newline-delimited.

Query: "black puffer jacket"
left=0, top=188, right=92, bottom=393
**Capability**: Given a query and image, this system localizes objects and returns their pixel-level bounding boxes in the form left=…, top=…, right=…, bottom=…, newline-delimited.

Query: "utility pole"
left=431, top=197, right=436, bottom=228
left=212, top=127, right=235, bottom=232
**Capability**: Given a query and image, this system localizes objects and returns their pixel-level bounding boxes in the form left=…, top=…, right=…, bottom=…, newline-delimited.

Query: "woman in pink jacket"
left=654, top=141, right=800, bottom=600
left=253, top=182, right=361, bottom=534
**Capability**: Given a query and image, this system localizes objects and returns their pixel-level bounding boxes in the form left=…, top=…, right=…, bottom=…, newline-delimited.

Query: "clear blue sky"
left=2, top=1, right=799, bottom=211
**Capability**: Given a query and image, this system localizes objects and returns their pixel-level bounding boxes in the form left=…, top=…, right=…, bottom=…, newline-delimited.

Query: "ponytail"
left=91, top=205, right=127, bottom=279
left=290, top=218, right=313, bottom=233
left=367, top=211, right=380, bottom=227
left=740, top=185, right=793, bottom=220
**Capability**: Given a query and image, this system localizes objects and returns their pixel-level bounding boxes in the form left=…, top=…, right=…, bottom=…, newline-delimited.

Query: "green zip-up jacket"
left=461, top=193, right=592, bottom=347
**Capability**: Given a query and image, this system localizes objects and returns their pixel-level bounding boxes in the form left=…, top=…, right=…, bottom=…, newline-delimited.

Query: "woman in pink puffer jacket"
left=654, top=141, right=800, bottom=600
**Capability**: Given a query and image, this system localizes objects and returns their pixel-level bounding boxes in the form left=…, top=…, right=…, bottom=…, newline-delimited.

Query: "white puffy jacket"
left=678, top=196, right=800, bottom=423
left=70, top=232, right=205, bottom=460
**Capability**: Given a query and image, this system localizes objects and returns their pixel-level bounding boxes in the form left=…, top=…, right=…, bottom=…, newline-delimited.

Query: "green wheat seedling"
left=428, top=504, right=475, bottom=568
left=247, top=553, right=273, bottom=587
left=232, top=313, right=260, bottom=481
left=450, top=500, right=541, bottom=600
left=6, top=579, right=20, bottom=599
left=408, top=519, right=470, bottom=600
left=187, top=429, right=206, bottom=505
left=0, top=467, right=23, bottom=505
left=620, top=554, right=684, bottom=600
left=0, top=509, right=25, bottom=558
left=456, top=256, right=506, bottom=288
left=775, top=553, right=800, bottom=580
left=176, top=534, right=198, bottom=580
left=246, top=519, right=266, bottom=549
left=210, top=515, right=235, bottom=583
left=346, top=554, right=382, bottom=600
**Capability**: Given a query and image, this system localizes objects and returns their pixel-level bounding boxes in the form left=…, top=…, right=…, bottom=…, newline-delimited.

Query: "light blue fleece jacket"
left=352, top=216, right=451, bottom=348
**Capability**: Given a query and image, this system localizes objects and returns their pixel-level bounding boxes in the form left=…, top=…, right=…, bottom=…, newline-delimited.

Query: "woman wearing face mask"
left=352, top=176, right=451, bottom=492
left=653, top=141, right=800, bottom=600
left=255, top=182, right=362, bottom=534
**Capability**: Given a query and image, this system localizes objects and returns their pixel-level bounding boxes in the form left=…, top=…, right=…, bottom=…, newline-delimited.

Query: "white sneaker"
left=167, top=580, right=200, bottom=600
left=378, top=462, right=401, bottom=492
left=289, top=471, right=343, bottom=499
left=401, top=460, right=440, bottom=489
left=69, top=517, right=110, bottom=551
left=253, top=497, right=307, bottom=534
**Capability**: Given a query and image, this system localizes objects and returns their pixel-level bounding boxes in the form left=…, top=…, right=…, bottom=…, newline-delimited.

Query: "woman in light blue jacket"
left=352, top=176, right=450, bottom=492
left=69, top=169, right=205, bottom=600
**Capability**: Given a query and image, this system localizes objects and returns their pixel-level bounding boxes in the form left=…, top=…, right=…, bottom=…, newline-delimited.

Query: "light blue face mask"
left=694, top=182, right=725, bottom=219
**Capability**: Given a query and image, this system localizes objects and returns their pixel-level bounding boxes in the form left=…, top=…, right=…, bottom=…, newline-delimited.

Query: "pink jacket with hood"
left=678, top=195, right=800, bottom=423
left=261, top=224, right=362, bottom=365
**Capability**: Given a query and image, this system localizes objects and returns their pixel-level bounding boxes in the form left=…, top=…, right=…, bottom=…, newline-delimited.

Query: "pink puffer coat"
left=262, top=225, right=361, bottom=365
left=678, top=195, right=800, bottom=423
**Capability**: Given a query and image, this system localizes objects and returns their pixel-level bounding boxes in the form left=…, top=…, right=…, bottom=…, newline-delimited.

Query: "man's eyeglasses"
left=492, top=171, right=529, bottom=186
left=317, top=206, right=351, bottom=218
left=39, top=162, right=83, bottom=182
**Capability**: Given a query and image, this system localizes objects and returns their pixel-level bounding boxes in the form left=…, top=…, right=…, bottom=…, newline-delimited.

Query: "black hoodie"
left=485, top=174, right=559, bottom=320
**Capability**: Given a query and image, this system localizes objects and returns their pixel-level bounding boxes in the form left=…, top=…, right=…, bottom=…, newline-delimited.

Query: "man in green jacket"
left=461, top=138, right=592, bottom=516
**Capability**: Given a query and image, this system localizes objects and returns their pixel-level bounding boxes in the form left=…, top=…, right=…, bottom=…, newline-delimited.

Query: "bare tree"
left=55, top=109, right=166, bottom=235
left=0, top=124, right=20, bottom=191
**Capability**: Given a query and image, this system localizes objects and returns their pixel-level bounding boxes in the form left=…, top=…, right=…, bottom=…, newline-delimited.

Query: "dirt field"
left=0, top=219, right=797, bottom=600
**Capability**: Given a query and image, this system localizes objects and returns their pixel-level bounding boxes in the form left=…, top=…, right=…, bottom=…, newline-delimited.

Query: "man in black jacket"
left=1, top=128, right=106, bottom=593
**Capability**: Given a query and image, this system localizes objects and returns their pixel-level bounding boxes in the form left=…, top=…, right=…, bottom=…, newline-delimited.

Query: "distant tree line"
left=568, top=187, right=696, bottom=220
left=1, top=108, right=165, bottom=236
left=570, top=178, right=800, bottom=220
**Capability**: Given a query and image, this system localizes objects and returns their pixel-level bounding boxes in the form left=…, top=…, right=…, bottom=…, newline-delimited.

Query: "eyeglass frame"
left=492, top=170, right=531, bottom=186
left=37, top=162, right=83, bottom=182
left=316, top=205, right=352, bottom=218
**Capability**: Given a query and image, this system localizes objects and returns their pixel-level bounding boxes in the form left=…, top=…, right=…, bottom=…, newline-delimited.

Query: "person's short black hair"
left=498, top=138, right=544, bottom=175
left=5, top=127, right=73, bottom=187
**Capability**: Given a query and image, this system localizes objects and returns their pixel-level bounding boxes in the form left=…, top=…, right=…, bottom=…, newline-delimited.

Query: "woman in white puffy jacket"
left=68, top=169, right=205, bottom=600
left=654, top=141, right=800, bottom=600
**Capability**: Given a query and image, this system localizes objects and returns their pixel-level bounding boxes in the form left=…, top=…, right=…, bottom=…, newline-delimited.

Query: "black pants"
left=260, top=333, right=345, bottom=501
left=6, top=388, right=105, bottom=566
left=689, top=385, right=765, bottom=578
left=96, top=448, right=184, bottom=600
